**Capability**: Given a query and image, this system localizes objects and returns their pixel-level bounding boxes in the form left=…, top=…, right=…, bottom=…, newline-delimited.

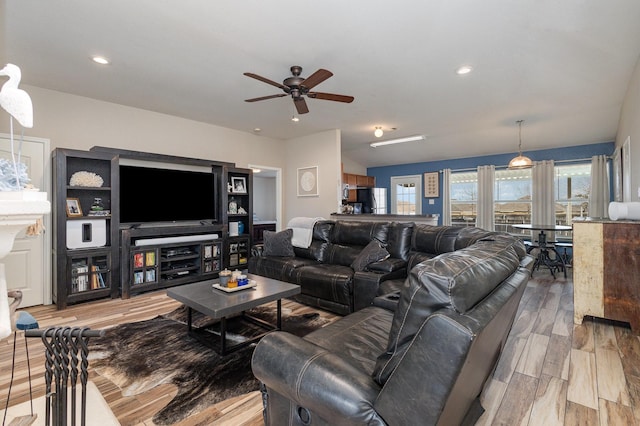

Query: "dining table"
left=512, top=224, right=572, bottom=279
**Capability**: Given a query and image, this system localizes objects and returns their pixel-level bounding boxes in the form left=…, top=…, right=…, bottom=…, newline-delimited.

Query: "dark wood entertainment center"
left=52, top=147, right=253, bottom=309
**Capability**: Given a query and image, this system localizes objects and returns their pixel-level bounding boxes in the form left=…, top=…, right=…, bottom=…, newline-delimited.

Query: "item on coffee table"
left=218, top=269, right=232, bottom=287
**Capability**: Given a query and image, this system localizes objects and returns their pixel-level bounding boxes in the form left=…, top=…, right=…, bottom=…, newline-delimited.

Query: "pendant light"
left=508, top=120, right=533, bottom=169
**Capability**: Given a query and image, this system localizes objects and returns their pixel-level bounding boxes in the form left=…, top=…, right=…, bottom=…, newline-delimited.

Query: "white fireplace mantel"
left=0, top=191, right=51, bottom=258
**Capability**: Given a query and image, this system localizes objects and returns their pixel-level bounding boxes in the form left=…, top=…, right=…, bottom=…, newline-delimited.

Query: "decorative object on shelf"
left=69, top=171, right=104, bottom=187
left=508, top=120, right=533, bottom=170
left=0, top=63, right=33, bottom=191
left=231, top=177, right=246, bottom=193
left=66, top=198, right=83, bottom=217
left=237, top=206, right=247, bottom=214
left=297, top=166, right=318, bottom=197
left=424, top=172, right=439, bottom=198
left=228, top=197, right=238, bottom=214
left=238, top=221, right=244, bottom=235
left=229, top=222, right=239, bottom=237
left=90, top=197, right=104, bottom=212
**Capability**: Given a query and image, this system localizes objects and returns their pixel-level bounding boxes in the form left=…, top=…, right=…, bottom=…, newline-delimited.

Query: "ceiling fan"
left=244, top=65, right=354, bottom=114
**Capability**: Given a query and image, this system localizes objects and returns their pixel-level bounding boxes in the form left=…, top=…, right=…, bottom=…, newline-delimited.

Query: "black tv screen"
left=119, top=165, right=217, bottom=225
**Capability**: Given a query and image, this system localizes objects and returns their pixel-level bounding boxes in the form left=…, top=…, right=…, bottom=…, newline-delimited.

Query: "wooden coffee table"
left=166, top=273, right=300, bottom=355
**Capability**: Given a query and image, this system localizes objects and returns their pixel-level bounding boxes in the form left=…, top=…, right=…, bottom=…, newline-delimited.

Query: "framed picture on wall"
left=297, top=166, right=319, bottom=197
left=424, top=172, right=439, bottom=198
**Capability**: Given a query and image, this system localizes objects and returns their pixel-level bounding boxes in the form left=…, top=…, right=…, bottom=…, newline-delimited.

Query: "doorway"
left=0, top=133, right=52, bottom=307
left=248, top=164, right=282, bottom=231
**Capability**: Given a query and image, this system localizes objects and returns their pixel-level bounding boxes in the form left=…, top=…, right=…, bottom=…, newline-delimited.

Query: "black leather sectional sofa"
left=250, top=221, right=534, bottom=425
left=249, top=220, right=413, bottom=315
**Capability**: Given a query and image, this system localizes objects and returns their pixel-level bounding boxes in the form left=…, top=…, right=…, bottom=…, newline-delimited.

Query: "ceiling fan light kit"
left=370, top=135, right=426, bottom=148
left=508, top=120, right=533, bottom=169
left=244, top=65, right=354, bottom=115
left=374, top=127, right=383, bottom=138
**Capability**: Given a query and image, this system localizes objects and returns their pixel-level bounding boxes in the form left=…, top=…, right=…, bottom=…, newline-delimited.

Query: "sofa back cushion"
left=331, top=220, right=389, bottom=246
left=292, top=221, right=334, bottom=261
left=386, top=222, right=414, bottom=261
left=372, top=234, right=525, bottom=385
left=411, top=225, right=465, bottom=255
left=323, top=221, right=390, bottom=267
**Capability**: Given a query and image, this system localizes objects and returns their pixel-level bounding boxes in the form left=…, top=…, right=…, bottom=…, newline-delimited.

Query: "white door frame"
left=248, top=164, right=282, bottom=231
left=390, top=174, right=423, bottom=215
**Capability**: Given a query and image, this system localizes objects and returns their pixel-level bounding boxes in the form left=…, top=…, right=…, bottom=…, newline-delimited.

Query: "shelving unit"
left=224, top=166, right=253, bottom=269
left=120, top=225, right=224, bottom=298
left=52, top=148, right=119, bottom=309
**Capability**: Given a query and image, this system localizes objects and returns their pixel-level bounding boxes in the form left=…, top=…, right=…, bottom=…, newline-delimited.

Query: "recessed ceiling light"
left=92, top=56, right=110, bottom=65
left=456, top=65, right=473, bottom=75
left=253, top=128, right=261, bottom=132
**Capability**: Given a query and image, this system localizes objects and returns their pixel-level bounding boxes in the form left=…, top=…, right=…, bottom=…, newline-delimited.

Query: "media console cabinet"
left=52, top=147, right=253, bottom=309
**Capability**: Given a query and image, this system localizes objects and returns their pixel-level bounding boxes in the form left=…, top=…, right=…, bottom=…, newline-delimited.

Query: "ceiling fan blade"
left=244, top=72, right=287, bottom=90
left=294, top=97, right=309, bottom=114
left=245, top=94, right=287, bottom=102
left=300, top=69, right=333, bottom=90
left=308, top=92, right=355, bottom=103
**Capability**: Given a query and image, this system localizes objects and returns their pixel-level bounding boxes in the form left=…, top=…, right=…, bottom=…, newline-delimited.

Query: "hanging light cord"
left=517, top=120, right=524, bottom=154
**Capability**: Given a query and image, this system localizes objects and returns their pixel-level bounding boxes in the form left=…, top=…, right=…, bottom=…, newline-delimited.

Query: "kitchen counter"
left=330, top=213, right=439, bottom=226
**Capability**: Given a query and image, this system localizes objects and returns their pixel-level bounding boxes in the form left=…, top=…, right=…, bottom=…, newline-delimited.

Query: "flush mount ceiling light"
left=508, top=120, right=533, bottom=169
left=456, top=65, right=473, bottom=75
left=370, top=135, right=426, bottom=148
left=91, top=56, right=110, bottom=65
left=374, top=126, right=384, bottom=138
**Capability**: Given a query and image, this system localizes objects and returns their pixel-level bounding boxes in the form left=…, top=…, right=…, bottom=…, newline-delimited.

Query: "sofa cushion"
left=386, top=222, right=414, bottom=261
left=291, top=264, right=354, bottom=307
left=331, top=220, right=389, bottom=246
left=372, top=234, right=524, bottom=385
left=351, top=239, right=390, bottom=272
left=411, top=224, right=464, bottom=255
left=262, top=229, right=295, bottom=257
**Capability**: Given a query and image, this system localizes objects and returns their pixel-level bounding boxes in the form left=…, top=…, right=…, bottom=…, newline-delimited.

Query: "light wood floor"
left=2, top=269, right=639, bottom=425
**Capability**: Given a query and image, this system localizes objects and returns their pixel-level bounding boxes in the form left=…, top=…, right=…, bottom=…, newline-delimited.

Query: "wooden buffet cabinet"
left=573, top=218, right=640, bottom=333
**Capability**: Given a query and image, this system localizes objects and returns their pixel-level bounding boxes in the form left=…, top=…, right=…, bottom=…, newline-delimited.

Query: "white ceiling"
left=3, top=1, right=640, bottom=168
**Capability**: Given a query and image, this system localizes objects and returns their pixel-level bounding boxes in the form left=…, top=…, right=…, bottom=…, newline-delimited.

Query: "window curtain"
left=477, top=165, right=495, bottom=230
left=442, top=168, right=451, bottom=225
left=589, top=155, right=610, bottom=218
left=532, top=160, right=555, bottom=239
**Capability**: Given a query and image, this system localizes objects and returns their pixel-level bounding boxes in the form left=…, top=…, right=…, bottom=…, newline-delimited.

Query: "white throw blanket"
left=287, top=217, right=324, bottom=248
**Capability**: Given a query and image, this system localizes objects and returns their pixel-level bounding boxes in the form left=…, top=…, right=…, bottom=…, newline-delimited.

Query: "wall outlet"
left=429, top=199, right=435, bottom=205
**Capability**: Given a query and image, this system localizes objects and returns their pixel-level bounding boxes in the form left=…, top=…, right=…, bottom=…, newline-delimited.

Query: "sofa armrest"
left=251, top=244, right=264, bottom=257
left=252, top=332, right=383, bottom=425
left=353, top=267, right=407, bottom=311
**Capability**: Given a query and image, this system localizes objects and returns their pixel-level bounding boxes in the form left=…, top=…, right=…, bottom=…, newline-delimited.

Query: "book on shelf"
left=97, top=271, right=106, bottom=288
left=72, top=262, right=89, bottom=292
left=91, top=265, right=99, bottom=289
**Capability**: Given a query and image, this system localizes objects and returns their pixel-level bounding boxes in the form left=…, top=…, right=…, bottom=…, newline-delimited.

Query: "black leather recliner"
left=251, top=229, right=534, bottom=425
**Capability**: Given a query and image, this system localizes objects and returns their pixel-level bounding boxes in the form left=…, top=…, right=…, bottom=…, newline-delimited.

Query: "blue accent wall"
left=367, top=142, right=614, bottom=224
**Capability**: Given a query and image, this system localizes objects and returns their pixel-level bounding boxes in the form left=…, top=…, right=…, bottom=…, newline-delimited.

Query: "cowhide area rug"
left=88, top=304, right=329, bottom=425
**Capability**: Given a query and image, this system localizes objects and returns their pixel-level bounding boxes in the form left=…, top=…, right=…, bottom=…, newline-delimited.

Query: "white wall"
left=341, top=155, right=367, bottom=175
left=285, top=129, right=342, bottom=222
left=0, top=86, right=287, bottom=171
left=617, top=55, right=640, bottom=201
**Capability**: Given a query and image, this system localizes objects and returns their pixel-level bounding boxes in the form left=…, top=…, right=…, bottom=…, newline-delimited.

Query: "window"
left=450, top=172, right=477, bottom=226
left=494, top=168, right=532, bottom=235
left=390, top=175, right=422, bottom=215
left=555, top=163, right=590, bottom=238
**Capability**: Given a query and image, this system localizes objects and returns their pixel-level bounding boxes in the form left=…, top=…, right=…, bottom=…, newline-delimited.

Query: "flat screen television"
left=119, top=165, right=218, bottom=225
